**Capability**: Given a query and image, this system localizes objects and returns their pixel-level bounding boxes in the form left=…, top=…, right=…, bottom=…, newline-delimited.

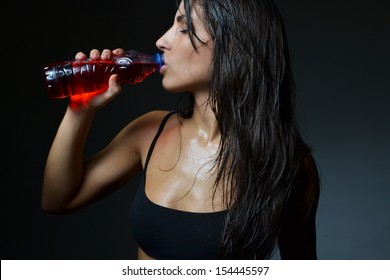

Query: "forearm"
left=41, top=105, right=96, bottom=213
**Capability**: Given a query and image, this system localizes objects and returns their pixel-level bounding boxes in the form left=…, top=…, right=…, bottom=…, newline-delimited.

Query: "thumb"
left=90, top=74, right=122, bottom=108
left=105, top=74, right=122, bottom=99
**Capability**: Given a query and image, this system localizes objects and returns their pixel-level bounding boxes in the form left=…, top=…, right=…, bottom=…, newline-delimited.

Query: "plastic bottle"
left=43, top=50, right=164, bottom=99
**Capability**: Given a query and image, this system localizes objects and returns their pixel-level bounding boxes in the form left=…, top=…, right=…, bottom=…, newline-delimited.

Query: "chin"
left=162, top=80, right=188, bottom=93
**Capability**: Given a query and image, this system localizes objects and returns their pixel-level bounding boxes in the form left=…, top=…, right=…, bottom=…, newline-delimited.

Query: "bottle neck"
left=123, top=50, right=164, bottom=69
left=154, top=53, right=164, bottom=69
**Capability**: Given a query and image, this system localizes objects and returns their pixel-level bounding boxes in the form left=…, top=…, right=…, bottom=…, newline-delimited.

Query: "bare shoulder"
left=118, top=110, right=174, bottom=164
left=129, top=110, right=172, bottom=132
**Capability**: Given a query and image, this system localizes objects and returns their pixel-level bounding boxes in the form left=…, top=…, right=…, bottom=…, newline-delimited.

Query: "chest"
left=145, top=133, right=224, bottom=213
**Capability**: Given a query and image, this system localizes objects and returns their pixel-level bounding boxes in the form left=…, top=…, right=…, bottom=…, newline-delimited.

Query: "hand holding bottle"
left=69, top=48, right=124, bottom=111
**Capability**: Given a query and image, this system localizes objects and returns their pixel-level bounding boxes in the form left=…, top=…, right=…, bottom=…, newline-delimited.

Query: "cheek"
left=189, top=50, right=212, bottom=80
left=162, top=46, right=213, bottom=92
left=161, top=64, right=210, bottom=93
left=183, top=53, right=212, bottom=85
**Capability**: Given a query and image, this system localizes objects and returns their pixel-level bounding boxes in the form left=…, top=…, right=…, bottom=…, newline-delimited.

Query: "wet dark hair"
left=179, top=0, right=319, bottom=259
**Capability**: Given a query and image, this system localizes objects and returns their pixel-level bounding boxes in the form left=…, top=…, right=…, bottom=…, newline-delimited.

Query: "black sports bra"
left=129, top=111, right=227, bottom=259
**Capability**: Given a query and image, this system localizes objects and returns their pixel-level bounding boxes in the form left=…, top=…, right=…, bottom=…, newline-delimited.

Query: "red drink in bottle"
left=43, top=50, right=164, bottom=99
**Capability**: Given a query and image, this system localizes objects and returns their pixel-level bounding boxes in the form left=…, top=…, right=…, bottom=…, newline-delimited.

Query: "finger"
left=101, top=49, right=112, bottom=60
left=105, top=74, right=122, bottom=98
left=75, top=52, right=87, bottom=60
left=90, top=49, right=100, bottom=60
left=112, top=48, right=125, bottom=57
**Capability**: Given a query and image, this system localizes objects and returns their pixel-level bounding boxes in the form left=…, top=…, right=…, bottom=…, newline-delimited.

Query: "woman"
left=42, top=0, right=320, bottom=260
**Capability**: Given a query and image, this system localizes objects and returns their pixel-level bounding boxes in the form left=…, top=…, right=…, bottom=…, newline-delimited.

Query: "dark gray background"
left=2, top=0, right=389, bottom=260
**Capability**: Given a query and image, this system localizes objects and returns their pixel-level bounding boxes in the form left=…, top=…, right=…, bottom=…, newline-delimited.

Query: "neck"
left=188, top=92, right=220, bottom=144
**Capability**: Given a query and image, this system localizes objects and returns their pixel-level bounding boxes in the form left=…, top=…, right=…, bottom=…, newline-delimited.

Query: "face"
left=156, top=1, right=213, bottom=95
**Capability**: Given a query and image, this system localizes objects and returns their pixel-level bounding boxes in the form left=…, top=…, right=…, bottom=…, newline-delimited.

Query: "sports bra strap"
left=144, top=111, right=177, bottom=170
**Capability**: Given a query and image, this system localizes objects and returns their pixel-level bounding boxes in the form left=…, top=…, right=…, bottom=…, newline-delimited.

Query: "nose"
left=156, top=26, right=174, bottom=52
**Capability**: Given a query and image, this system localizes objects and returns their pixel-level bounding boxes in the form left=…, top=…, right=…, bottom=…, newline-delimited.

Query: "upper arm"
left=278, top=153, right=321, bottom=259
left=64, top=110, right=169, bottom=212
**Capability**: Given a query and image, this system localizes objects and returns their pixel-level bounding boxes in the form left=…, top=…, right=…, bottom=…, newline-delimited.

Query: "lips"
left=159, top=64, right=167, bottom=74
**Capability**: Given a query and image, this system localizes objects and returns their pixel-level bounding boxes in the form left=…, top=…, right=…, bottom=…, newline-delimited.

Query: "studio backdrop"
left=2, top=0, right=389, bottom=260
